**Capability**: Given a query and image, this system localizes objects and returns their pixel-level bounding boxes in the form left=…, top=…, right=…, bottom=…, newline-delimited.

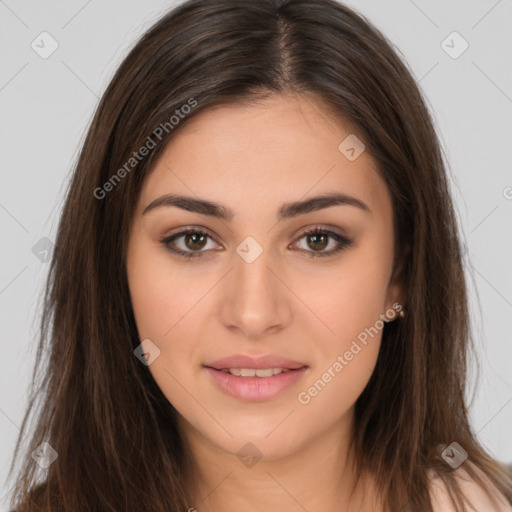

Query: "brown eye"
left=306, top=232, right=329, bottom=251
left=183, top=232, right=208, bottom=251
left=160, top=226, right=353, bottom=260
left=161, top=228, right=219, bottom=259
left=294, top=227, right=353, bottom=258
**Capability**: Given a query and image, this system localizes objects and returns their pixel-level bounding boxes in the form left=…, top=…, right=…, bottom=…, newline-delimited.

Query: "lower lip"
left=204, top=367, right=308, bottom=402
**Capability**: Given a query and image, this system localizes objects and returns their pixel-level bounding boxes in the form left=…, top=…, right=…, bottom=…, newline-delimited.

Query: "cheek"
left=127, top=247, right=204, bottom=408
left=295, top=339, right=380, bottom=431
left=127, top=242, right=200, bottom=340
left=293, top=247, right=390, bottom=409
left=302, top=250, right=391, bottom=348
left=295, top=274, right=388, bottom=417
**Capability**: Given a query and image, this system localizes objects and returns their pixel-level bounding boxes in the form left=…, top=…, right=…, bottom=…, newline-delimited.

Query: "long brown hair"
left=6, top=0, right=512, bottom=510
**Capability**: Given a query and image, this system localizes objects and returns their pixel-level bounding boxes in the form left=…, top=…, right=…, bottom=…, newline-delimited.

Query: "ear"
left=384, top=244, right=409, bottom=318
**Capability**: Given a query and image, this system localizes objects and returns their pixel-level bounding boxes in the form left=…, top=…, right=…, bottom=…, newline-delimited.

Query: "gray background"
left=1, top=0, right=511, bottom=508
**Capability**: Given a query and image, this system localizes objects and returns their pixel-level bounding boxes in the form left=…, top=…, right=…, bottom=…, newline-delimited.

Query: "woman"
left=6, top=0, right=512, bottom=510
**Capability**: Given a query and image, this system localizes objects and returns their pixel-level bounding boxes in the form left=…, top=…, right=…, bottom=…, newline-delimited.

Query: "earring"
left=384, top=308, right=406, bottom=323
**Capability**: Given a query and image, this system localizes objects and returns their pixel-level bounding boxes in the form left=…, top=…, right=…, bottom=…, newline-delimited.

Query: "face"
left=126, top=92, right=403, bottom=462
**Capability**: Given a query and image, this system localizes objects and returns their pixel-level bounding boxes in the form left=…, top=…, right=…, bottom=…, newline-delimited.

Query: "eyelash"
left=160, top=226, right=353, bottom=261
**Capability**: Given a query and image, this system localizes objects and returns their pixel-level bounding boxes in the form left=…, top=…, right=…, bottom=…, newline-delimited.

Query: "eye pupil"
left=186, top=233, right=207, bottom=250
left=308, top=234, right=328, bottom=251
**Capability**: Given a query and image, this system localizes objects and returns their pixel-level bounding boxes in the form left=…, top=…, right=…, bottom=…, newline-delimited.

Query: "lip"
left=204, top=366, right=309, bottom=402
left=204, top=354, right=307, bottom=370
left=203, top=354, right=309, bottom=402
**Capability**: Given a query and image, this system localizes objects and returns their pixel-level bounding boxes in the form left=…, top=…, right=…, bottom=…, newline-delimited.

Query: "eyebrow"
left=142, top=192, right=371, bottom=220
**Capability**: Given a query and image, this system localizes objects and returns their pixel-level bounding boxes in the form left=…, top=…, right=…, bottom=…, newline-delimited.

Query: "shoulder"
left=428, top=463, right=512, bottom=512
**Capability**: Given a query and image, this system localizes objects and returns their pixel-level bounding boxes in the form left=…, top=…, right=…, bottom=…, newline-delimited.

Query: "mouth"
left=203, top=365, right=309, bottom=402
left=214, top=367, right=298, bottom=377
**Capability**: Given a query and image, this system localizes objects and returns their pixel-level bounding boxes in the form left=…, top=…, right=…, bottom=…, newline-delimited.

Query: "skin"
left=126, top=92, right=404, bottom=512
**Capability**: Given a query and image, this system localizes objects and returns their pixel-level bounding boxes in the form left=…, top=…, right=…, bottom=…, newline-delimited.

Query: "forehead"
left=138, top=93, right=391, bottom=220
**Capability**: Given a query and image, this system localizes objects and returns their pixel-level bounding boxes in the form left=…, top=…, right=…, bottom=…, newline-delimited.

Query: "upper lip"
left=204, top=354, right=308, bottom=370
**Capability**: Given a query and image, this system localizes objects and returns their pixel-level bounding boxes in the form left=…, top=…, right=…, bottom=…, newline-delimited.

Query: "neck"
left=179, top=409, right=382, bottom=512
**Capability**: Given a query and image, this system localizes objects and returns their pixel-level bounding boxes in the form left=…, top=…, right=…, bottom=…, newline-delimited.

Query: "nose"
left=218, top=244, right=293, bottom=341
